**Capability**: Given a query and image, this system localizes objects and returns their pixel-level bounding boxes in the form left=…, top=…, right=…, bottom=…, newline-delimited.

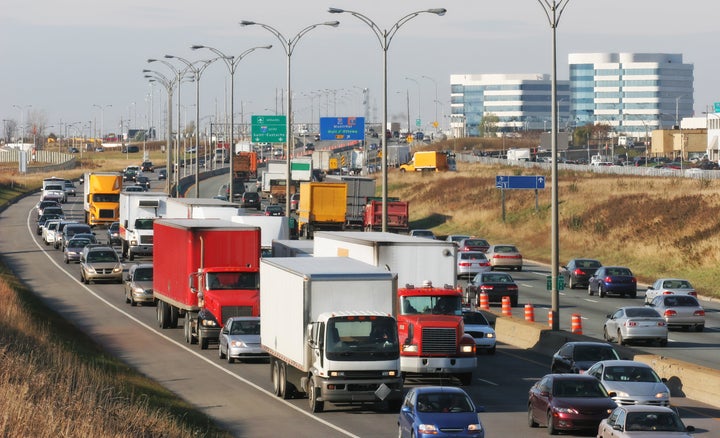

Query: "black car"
left=240, top=192, right=261, bottom=210
left=135, top=176, right=151, bottom=190
left=158, top=168, right=167, bottom=180
left=466, top=271, right=519, bottom=307
left=141, top=161, right=154, bottom=172
left=560, top=258, right=602, bottom=289
left=36, top=199, right=61, bottom=219
left=106, top=222, right=121, bottom=246
left=550, top=341, right=621, bottom=374
left=123, top=169, right=138, bottom=182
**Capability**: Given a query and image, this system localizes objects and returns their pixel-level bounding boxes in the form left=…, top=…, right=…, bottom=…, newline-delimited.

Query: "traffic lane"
left=10, top=197, right=362, bottom=438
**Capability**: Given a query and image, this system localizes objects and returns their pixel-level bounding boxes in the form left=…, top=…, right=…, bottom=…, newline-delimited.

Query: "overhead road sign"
left=319, top=117, right=365, bottom=141
left=251, top=115, right=286, bottom=143
left=495, top=175, right=546, bottom=190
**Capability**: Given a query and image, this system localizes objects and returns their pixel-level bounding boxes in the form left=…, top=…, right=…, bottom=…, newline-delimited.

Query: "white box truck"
left=165, top=198, right=242, bottom=220
left=270, top=239, right=314, bottom=257
left=313, top=231, right=458, bottom=288
left=118, top=191, right=168, bottom=260
left=260, top=257, right=403, bottom=413
left=231, top=215, right=289, bottom=257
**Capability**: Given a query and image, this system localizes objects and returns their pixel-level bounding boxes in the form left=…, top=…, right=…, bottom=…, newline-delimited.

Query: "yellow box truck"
left=298, top=182, right=347, bottom=239
left=83, top=172, right=122, bottom=226
left=399, top=151, right=448, bottom=172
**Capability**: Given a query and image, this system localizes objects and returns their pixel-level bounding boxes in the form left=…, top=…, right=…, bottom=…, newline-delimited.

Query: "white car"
left=218, top=317, right=267, bottom=363
left=598, top=405, right=695, bottom=438
left=644, top=278, right=697, bottom=304
left=462, top=310, right=496, bottom=354
left=42, top=219, right=62, bottom=246
left=585, top=360, right=670, bottom=406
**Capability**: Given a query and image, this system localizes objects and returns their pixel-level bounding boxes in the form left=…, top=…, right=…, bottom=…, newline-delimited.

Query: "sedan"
left=550, top=341, right=621, bottom=374
left=462, top=310, right=496, bottom=354
left=644, top=278, right=697, bottom=304
left=586, top=360, right=670, bottom=407
left=398, top=386, right=485, bottom=438
left=106, top=222, right=121, bottom=246
left=528, top=374, right=617, bottom=435
left=457, top=251, right=491, bottom=279
left=588, top=266, right=638, bottom=298
left=135, top=175, right=151, bottom=190
left=445, top=234, right=470, bottom=246
left=457, top=238, right=490, bottom=253
left=218, top=317, right=266, bottom=363
left=263, top=205, right=284, bottom=216
left=647, top=295, right=705, bottom=332
left=485, top=244, right=523, bottom=271
left=124, top=264, right=154, bottom=306
left=63, top=237, right=92, bottom=264
left=603, top=307, right=668, bottom=347
left=158, top=168, right=167, bottom=180
left=560, top=258, right=602, bottom=289
left=598, top=405, right=695, bottom=437
left=466, top=271, right=519, bottom=307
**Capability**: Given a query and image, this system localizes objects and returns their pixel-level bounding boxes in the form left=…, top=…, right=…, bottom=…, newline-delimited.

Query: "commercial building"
left=569, top=53, right=694, bottom=140
left=450, top=73, right=570, bottom=138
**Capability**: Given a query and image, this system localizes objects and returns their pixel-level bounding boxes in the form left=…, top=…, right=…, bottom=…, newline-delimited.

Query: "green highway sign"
left=546, top=275, right=565, bottom=291
left=251, top=115, right=286, bottom=143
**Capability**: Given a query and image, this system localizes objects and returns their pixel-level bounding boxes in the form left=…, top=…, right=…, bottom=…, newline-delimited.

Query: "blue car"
left=588, top=266, right=637, bottom=298
left=398, top=386, right=484, bottom=438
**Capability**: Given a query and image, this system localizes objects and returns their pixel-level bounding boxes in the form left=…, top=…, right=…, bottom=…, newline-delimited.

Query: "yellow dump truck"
left=83, top=172, right=122, bottom=226
left=399, top=151, right=448, bottom=172
left=298, top=182, right=347, bottom=239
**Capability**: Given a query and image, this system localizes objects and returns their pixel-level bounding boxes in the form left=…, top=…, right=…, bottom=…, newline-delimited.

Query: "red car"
left=458, top=238, right=490, bottom=253
left=528, top=374, right=617, bottom=435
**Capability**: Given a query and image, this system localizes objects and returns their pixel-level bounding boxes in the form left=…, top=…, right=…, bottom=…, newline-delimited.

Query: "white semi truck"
left=165, top=198, right=242, bottom=220
left=260, top=257, right=403, bottom=413
left=118, top=191, right=168, bottom=260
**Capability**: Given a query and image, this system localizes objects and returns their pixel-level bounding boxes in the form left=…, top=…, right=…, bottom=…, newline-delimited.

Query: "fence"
left=0, top=149, right=77, bottom=174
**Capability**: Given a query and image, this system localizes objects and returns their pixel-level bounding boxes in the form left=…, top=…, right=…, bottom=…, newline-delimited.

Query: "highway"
left=0, top=175, right=717, bottom=437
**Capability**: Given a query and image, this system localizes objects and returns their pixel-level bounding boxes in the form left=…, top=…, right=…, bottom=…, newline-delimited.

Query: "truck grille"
left=140, top=235, right=153, bottom=244
left=99, top=210, right=115, bottom=219
left=421, top=328, right=457, bottom=354
left=341, top=370, right=389, bottom=379
left=221, top=306, right=253, bottom=322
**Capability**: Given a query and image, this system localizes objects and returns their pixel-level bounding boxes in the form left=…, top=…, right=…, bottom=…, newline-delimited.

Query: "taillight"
left=631, top=277, right=637, bottom=283
left=574, top=268, right=585, bottom=276
left=480, top=285, right=494, bottom=291
left=459, top=262, right=471, bottom=267
left=604, top=276, right=613, bottom=283
left=508, top=285, right=519, bottom=291
left=657, top=321, right=667, bottom=327
left=689, top=291, right=697, bottom=297
left=694, top=310, right=705, bottom=316
left=625, top=321, right=637, bottom=327
left=664, top=310, right=677, bottom=317
left=479, top=261, right=490, bottom=266
left=662, top=291, right=674, bottom=295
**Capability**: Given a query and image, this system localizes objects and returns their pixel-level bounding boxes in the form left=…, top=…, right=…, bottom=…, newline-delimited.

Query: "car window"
left=665, top=296, right=698, bottom=307
left=553, top=379, right=607, bottom=397
left=494, top=245, right=517, bottom=253
left=463, top=312, right=489, bottom=325
left=133, top=268, right=153, bottom=281
left=625, top=307, right=661, bottom=318
left=87, top=250, right=118, bottom=263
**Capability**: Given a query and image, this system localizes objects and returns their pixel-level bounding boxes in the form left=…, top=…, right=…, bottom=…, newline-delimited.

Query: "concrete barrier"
left=491, top=311, right=720, bottom=408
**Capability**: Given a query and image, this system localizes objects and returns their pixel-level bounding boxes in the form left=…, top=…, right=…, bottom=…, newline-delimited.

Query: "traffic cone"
left=571, top=313, right=583, bottom=335
left=548, top=310, right=554, bottom=328
left=478, top=292, right=490, bottom=311
left=501, top=296, right=512, bottom=316
left=524, top=303, right=535, bottom=322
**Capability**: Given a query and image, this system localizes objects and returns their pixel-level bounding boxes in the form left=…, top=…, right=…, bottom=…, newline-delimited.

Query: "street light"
left=537, top=0, right=572, bottom=331
left=422, top=75, right=439, bottom=132
left=240, top=20, right=339, bottom=217
left=405, top=76, right=421, bottom=133
left=12, top=104, right=32, bottom=144
left=192, top=44, right=272, bottom=200
left=165, top=54, right=217, bottom=198
left=143, top=69, right=176, bottom=195
left=92, top=104, right=111, bottom=144
left=328, top=6, right=446, bottom=231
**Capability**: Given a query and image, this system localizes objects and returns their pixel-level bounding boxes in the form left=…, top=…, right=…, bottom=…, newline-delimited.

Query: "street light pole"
left=328, top=7, right=446, bottom=232
left=422, top=75, right=439, bottom=132
left=240, top=20, right=338, bottom=217
left=143, top=70, right=176, bottom=195
left=537, top=0, right=572, bottom=331
left=92, top=104, right=111, bottom=145
left=405, top=76, right=421, bottom=132
left=193, top=44, right=272, bottom=201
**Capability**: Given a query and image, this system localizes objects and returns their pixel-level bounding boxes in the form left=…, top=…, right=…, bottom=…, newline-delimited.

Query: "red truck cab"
left=396, top=281, right=477, bottom=385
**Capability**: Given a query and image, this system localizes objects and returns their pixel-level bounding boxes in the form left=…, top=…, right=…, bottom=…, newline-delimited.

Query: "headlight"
left=615, top=390, right=629, bottom=397
left=113, top=265, right=122, bottom=273
left=418, top=424, right=438, bottom=434
left=229, top=340, right=248, bottom=348
left=130, top=240, right=137, bottom=246
left=555, top=407, right=579, bottom=414
left=329, top=371, right=346, bottom=377
left=468, top=421, right=483, bottom=432
left=382, top=370, right=398, bottom=377
left=461, top=344, right=475, bottom=353
left=486, top=333, right=495, bottom=338
left=402, top=344, right=418, bottom=353
left=200, top=319, right=217, bottom=327
left=132, top=286, right=144, bottom=294
left=655, top=391, right=669, bottom=399
left=86, top=266, right=97, bottom=274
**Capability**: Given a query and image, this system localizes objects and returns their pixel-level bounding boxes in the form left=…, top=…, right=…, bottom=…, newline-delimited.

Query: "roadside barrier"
left=478, top=292, right=489, bottom=310
left=524, top=303, right=535, bottom=322
left=571, top=313, right=583, bottom=335
left=501, top=296, right=512, bottom=316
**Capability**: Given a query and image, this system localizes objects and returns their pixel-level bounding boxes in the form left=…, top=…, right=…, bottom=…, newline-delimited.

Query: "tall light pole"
left=422, top=75, right=439, bottom=132
left=537, top=0, right=572, bottom=331
left=12, top=104, right=32, bottom=144
left=165, top=55, right=216, bottom=198
left=405, top=76, right=421, bottom=132
left=329, top=7, right=446, bottom=232
left=92, top=104, right=111, bottom=144
left=192, top=44, right=272, bottom=201
left=240, top=20, right=339, bottom=216
left=143, top=70, right=176, bottom=195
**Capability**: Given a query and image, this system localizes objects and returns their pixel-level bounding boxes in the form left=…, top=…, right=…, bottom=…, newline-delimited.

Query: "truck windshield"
left=206, top=272, right=259, bottom=290
left=325, top=316, right=399, bottom=361
left=134, top=218, right=154, bottom=230
left=401, top=296, right=462, bottom=316
left=94, top=194, right=120, bottom=203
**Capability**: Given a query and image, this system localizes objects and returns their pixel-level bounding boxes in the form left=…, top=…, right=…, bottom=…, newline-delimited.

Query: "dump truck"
left=118, top=191, right=168, bottom=260
left=232, top=151, right=258, bottom=181
left=83, top=172, right=122, bottom=226
left=153, top=219, right=261, bottom=349
left=297, top=182, right=347, bottom=239
left=363, top=198, right=410, bottom=233
left=260, top=256, right=403, bottom=412
left=399, top=151, right=448, bottom=172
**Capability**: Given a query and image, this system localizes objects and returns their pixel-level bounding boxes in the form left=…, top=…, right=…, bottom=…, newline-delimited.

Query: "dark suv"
left=141, top=161, right=154, bottom=172
left=241, top=192, right=261, bottom=210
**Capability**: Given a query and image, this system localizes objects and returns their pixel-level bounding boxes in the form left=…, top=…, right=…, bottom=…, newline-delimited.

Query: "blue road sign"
left=319, top=117, right=365, bottom=141
left=495, top=175, right=546, bottom=190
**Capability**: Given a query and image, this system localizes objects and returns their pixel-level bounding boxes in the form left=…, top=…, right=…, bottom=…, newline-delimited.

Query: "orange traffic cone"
left=571, top=313, right=583, bottom=335
left=478, top=292, right=490, bottom=311
left=548, top=310, right=554, bottom=328
left=501, top=296, right=512, bottom=316
left=524, top=303, right=535, bottom=322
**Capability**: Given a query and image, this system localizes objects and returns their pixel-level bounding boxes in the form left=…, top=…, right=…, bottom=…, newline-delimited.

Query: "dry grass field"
left=389, top=160, right=720, bottom=298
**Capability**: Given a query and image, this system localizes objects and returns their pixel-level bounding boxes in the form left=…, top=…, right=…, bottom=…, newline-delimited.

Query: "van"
left=62, top=224, right=93, bottom=250
left=241, top=192, right=261, bottom=210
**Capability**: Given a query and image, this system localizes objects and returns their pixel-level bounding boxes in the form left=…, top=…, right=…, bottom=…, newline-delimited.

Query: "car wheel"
left=629, top=291, right=637, bottom=298
left=659, top=338, right=668, bottom=347
left=227, top=349, right=234, bottom=364
left=125, top=291, right=131, bottom=304
left=695, top=324, right=704, bottom=332
left=547, top=411, right=557, bottom=435
left=528, top=404, right=538, bottom=428
left=200, top=336, right=209, bottom=350
left=488, top=345, right=496, bottom=355
left=130, top=296, right=137, bottom=307
left=568, top=277, right=574, bottom=290
left=516, top=266, right=522, bottom=271
left=603, top=326, right=611, bottom=342
left=588, top=284, right=593, bottom=296
left=599, top=286, right=606, bottom=298
left=64, top=257, right=69, bottom=264
left=218, top=344, right=226, bottom=359
left=617, top=330, right=626, bottom=346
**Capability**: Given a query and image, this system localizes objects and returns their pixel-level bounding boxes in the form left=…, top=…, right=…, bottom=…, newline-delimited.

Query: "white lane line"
left=476, top=378, right=499, bottom=386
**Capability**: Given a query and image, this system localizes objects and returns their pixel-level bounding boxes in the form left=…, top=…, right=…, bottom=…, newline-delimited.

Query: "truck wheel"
left=169, top=306, right=179, bottom=328
left=279, top=362, right=289, bottom=399
left=271, top=360, right=281, bottom=396
left=184, top=321, right=194, bottom=344
left=308, top=379, right=324, bottom=413
left=157, top=301, right=170, bottom=329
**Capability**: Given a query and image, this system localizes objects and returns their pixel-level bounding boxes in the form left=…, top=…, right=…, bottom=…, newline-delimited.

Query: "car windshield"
left=607, top=267, right=632, bottom=276
left=416, top=392, right=473, bottom=413
left=552, top=379, right=608, bottom=397
left=493, top=245, right=517, bottom=253
left=68, top=239, right=91, bottom=249
left=135, top=218, right=154, bottom=230
left=87, top=250, right=118, bottom=263
left=625, top=308, right=661, bottom=318
left=479, top=273, right=512, bottom=283
left=463, top=312, right=490, bottom=326
left=133, top=268, right=153, bottom=281
left=574, top=346, right=619, bottom=362
left=94, top=194, right=120, bottom=202
left=229, top=320, right=260, bottom=335
left=604, top=366, right=660, bottom=383
left=207, top=272, right=259, bottom=290
left=625, top=412, right=685, bottom=432
left=663, top=296, right=699, bottom=307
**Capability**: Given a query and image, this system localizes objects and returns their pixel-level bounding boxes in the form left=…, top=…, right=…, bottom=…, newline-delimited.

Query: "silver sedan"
left=644, top=278, right=696, bottom=304
left=603, top=306, right=668, bottom=347
left=647, top=295, right=705, bottom=332
left=585, top=360, right=670, bottom=407
left=218, top=317, right=267, bottom=364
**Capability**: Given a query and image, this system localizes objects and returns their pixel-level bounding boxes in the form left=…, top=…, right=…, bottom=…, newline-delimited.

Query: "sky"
left=1, top=0, right=717, bottom=138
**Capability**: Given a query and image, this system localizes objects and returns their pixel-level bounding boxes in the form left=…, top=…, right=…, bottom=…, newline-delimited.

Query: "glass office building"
left=450, top=73, right=570, bottom=137
left=569, top=53, right=694, bottom=139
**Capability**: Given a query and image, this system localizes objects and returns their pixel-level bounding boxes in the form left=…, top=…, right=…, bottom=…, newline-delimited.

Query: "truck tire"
left=271, top=360, right=281, bottom=396
left=169, top=306, right=179, bottom=328
left=157, top=301, right=170, bottom=329
left=184, top=320, right=194, bottom=344
left=308, top=378, right=324, bottom=413
left=279, top=362, right=289, bottom=399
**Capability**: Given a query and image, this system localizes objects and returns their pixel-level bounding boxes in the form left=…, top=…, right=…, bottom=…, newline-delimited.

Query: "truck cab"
left=397, top=282, right=477, bottom=385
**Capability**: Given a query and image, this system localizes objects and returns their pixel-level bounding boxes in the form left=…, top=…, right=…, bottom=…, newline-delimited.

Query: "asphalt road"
left=1, top=175, right=717, bottom=437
